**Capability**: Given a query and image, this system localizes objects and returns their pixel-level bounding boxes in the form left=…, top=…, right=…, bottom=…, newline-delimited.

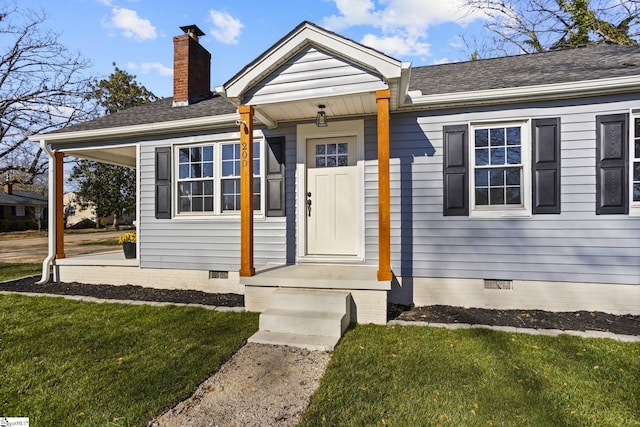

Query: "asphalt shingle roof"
left=0, top=190, right=47, bottom=206
left=46, top=44, right=640, bottom=135
left=49, top=94, right=237, bottom=134
left=408, top=44, right=640, bottom=95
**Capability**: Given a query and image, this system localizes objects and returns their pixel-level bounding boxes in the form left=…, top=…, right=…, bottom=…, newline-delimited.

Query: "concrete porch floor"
left=241, top=264, right=390, bottom=290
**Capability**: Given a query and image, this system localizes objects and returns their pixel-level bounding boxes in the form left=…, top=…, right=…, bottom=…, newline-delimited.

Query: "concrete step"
left=266, top=288, right=351, bottom=312
left=248, top=330, right=341, bottom=351
left=260, top=308, right=346, bottom=337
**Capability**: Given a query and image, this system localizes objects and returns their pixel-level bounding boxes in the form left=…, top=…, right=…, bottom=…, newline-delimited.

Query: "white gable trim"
left=219, top=22, right=403, bottom=103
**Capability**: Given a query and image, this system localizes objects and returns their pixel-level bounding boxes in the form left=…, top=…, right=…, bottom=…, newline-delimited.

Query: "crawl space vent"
left=484, top=279, right=513, bottom=290
left=209, top=270, right=229, bottom=279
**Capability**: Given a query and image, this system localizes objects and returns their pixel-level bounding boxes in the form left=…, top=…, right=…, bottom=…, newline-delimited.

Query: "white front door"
left=306, top=137, right=358, bottom=255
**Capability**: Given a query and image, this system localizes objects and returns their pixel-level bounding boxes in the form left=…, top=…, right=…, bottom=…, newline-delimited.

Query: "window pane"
left=490, top=169, right=504, bottom=186
left=203, top=163, right=213, bottom=178
left=222, top=161, right=234, bottom=177
left=204, top=180, right=214, bottom=196
left=475, top=148, right=489, bottom=166
left=327, top=157, right=337, bottom=167
left=179, top=148, right=189, bottom=163
left=253, top=177, right=261, bottom=194
left=634, top=163, right=640, bottom=182
left=490, top=128, right=505, bottom=146
left=316, top=157, right=326, bottom=168
left=222, top=144, right=235, bottom=160
left=476, top=188, right=488, bottom=205
left=338, top=155, right=348, bottom=166
left=203, top=146, right=213, bottom=161
left=635, top=140, right=640, bottom=159
left=475, top=169, right=488, bottom=187
left=191, top=164, right=202, bottom=178
left=491, top=147, right=505, bottom=165
left=506, top=127, right=521, bottom=145
left=192, top=197, right=203, bottom=211
left=507, top=147, right=521, bottom=164
left=222, top=195, right=235, bottom=211
left=634, top=183, right=640, bottom=202
left=327, top=144, right=337, bottom=154
left=506, top=187, right=521, bottom=204
left=222, top=179, right=236, bottom=194
left=316, top=145, right=325, bottom=155
left=338, top=143, right=348, bottom=154
left=193, top=181, right=203, bottom=196
left=178, top=182, right=190, bottom=197
left=179, top=164, right=189, bottom=179
left=506, top=168, right=520, bottom=186
left=235, top=144, right=240, bottom=158
left=204, top=197, right=213, bottom=211
left=490, top=188, right=504, bottom=205
left=253, top=159, right=260, bottom=176
left=179, top=197, right=190, bottom=212
left=190, top=147, right=201, bottom=162
left=475, top=129, right=488, bottom=147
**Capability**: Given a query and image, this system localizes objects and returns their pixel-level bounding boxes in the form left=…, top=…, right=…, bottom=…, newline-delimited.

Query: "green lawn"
left=0, top=294, right=259, bottom=426
left=0, top=262, right=41, bottom=281
left=301, top=324, right=640, bottom=427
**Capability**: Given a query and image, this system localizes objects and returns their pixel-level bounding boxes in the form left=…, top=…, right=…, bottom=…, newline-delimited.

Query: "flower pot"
left=122, top=242, right=136, bottom=259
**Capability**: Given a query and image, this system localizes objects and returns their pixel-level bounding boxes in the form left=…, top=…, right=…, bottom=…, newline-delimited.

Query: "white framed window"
left=15, top=206, right=25, bottom=217
left=470, top=120, right=531, bottom=217
left=174, top=139, right=262, bottom=217
left=630, top=113, right=640, bottom=216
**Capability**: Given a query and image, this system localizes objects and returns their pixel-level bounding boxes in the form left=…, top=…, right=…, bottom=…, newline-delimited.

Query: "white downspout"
left=38, top=139, right=56, bottom=284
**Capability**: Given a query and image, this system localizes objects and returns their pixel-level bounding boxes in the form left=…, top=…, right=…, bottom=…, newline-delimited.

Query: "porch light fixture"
left=316, top=104, right=328, bottom=127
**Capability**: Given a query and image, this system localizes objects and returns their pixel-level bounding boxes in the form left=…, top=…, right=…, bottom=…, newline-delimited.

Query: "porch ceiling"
left=62, top=145, right=136, bottom=168
left=254, top=92, right=378, bottom=127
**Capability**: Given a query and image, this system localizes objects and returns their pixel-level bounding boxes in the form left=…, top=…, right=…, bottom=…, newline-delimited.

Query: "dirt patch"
left=149, top=343, right=330, bottom=427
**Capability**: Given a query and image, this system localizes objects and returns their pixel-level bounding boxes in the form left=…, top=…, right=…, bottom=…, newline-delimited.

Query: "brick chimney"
left=173, top=25, right=211, bottom=107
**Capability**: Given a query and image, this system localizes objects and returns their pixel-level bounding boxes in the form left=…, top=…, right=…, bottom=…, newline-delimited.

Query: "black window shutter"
left=532, top=118, right=561, bottom=214
left=596, top=114, right=628, bottom=215
left=266, top=136, right=285, bottom=217
left=443, top=125, right=469, bottom=216
left=155, top=147, right=172, bottom=219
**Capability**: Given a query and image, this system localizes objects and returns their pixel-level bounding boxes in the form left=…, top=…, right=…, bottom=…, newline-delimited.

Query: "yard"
left=301, top=325, right=640, bottom=426
left=2, top=263, right=639, bottom=426
left=0, top=293, right=259, bottom=426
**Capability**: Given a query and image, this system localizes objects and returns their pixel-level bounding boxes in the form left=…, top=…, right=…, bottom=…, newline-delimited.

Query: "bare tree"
left=461, top=0, right=640, bottom=57
left=0, top=2, right=96, bottom=186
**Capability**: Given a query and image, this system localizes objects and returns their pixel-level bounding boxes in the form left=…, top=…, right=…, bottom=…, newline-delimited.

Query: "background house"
left=0, top=181, right=47, bottom=231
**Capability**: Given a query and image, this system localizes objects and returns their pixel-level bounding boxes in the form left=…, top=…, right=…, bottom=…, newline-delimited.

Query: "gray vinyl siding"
left=138, top=125, right=297, bottom=271
left=244, top=46, right=387, bottom=105
left=386, top=94, right=640, bottom=286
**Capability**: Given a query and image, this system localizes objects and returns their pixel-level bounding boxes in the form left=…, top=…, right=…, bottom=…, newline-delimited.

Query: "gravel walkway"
left=149, top=343, right=330, bottom=427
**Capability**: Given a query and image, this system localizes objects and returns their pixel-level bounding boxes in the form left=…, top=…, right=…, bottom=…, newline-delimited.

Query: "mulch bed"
left=1, top=277, right=638, bottom=336
left=0, top=277, right=244, bottom=307
left=391, top=304, right=640, bottom=336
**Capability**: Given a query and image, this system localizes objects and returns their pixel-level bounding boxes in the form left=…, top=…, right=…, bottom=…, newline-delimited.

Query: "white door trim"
left=296, top=120, right=365, bottom=262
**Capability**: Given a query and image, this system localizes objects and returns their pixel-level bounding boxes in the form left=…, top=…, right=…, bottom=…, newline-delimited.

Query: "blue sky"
left=16, top=0, right=487, bottom=98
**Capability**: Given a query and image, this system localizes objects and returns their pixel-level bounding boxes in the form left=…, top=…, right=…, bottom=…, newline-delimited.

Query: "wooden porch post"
left=376, top=89, right=392, bottom=281
left=54, top=151, right=65, bottom=259
left=239, top=105, right=255, bottom=277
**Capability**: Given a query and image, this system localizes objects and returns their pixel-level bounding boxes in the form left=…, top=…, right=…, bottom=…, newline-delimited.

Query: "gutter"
left=402, top=75, right=640, bottom=111
left=37, top=139, right=55, bottom=284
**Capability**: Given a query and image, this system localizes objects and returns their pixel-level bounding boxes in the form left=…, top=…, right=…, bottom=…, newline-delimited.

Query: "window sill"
left=470, top=208, right=531, bottom=219
left=171, top=212, right=266, bottom=221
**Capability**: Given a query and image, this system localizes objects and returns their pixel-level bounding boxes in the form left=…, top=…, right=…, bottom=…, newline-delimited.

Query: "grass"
left=301, top=324, right=640, bottom=427
left=0, top=294, right=259, bottom=426
left=0, top=262, right=41, bottom=281
left=79, top=238, right=120, bottom=246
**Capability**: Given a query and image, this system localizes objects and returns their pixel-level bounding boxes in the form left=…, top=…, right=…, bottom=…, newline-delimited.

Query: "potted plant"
left=118, top=231, right=136, bottom=259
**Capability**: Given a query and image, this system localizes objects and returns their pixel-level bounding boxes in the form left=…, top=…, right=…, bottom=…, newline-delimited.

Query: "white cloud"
left=208, top=10, right=243, bottom=45
left=104, top=7, right=157, bottom=41
left=322, top=0, right=483, bottom=57
left=361, top=33, right=430, bottom=56
left=127, top=62, right=173, bottom=76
